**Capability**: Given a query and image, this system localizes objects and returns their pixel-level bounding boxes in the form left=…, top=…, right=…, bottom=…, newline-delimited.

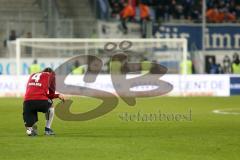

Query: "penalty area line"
left=212, top=109, right=240, bottom=115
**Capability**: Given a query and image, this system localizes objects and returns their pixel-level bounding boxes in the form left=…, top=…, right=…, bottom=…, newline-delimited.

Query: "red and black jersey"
left=24, top=72, right=59, bottom=101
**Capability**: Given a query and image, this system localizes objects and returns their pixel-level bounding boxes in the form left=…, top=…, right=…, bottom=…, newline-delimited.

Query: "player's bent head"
left=42, top=67, right=54, bottom=73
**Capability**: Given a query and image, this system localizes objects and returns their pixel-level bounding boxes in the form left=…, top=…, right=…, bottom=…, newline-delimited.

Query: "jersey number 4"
left=32, top=73, right=42, bottom=82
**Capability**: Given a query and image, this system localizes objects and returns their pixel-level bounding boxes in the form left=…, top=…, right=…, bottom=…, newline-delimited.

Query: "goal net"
left=15, top=38, right=188, bottom=76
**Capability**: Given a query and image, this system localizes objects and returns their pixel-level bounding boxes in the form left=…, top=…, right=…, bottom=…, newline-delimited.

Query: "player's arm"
left=47, top=73, right=65, bottom=101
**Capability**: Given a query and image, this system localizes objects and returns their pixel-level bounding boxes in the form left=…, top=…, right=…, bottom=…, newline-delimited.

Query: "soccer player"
left=23, top=67, right=65, bottom=136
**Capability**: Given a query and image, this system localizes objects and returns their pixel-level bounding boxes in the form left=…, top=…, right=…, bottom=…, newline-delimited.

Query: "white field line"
left=213, top=108, right=240, bottom=115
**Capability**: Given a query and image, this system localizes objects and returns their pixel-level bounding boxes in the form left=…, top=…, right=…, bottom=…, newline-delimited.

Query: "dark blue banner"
left=230, top=76, right=240, bottom=95
left=153, top=24, right=240, bottom=51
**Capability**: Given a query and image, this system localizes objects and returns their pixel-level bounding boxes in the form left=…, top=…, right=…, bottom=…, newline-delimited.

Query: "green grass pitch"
left=0, top=96, right=240, bottom=160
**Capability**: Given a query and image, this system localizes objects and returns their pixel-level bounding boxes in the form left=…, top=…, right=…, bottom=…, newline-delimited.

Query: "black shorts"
left=23, top=100, right=53, bottom=127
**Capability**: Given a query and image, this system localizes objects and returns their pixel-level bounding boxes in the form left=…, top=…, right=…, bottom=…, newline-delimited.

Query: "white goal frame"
left=16, top=38, right=188, bottom=77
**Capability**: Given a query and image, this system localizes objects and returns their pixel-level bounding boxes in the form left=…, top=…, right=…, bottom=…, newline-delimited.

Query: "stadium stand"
left=103, top=0, right=240, bottom=23
left=0, top=0, right=98, bottom=57
left=56, top=0, right=97, bottom=38
left=0, top=0, right=239, bottom=74
left=0, top=0, right=45, bottom=57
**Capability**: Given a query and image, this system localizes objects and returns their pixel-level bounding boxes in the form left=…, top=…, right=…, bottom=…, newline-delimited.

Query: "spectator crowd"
left=108, top=0, right=240, bottom=23
left=206, top=53, right=240, bottom=74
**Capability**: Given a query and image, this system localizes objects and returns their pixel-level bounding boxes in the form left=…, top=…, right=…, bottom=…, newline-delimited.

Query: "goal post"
left=15, top=38, right=188, bottom=77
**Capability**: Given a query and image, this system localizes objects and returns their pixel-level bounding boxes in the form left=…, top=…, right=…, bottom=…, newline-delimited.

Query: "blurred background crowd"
left=0, top=0, right=240, bottom=75
left=107, top=0, right=240, bottom=23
